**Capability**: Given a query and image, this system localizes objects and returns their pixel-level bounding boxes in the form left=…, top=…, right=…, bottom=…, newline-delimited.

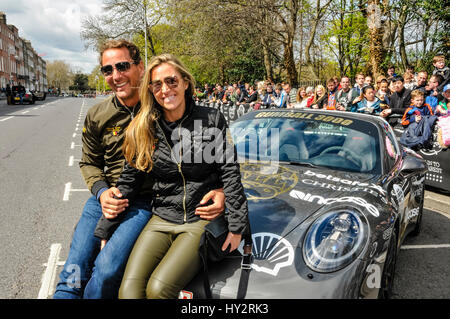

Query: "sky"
left=2, top=0, right=105, bottom=74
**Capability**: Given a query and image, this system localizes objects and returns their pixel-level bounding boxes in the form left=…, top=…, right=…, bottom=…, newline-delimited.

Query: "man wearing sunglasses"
left=54, top=39, right=225, bottom=299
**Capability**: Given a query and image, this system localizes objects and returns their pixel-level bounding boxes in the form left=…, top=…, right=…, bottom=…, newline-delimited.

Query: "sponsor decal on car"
left=178, top=290, right=193, bottom=299
left=254, top=111, right=354, bottom=126
left=303, top=170, right=385, bottom=195
left=240, top=163, right=298, bottom=200
left=391, top=183, right=406, bottom=211
left=238, top=232, right=295, bottom=276
left=289, top=189, right=380, bottom=217
left=406, top=207, right=419, bottom=222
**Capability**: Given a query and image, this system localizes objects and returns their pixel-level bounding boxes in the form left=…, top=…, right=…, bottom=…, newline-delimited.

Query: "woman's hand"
left=222, top=232, right=242, bottom=252
left=195, top=188, right=225, bottom=220
left=99, top=187, right=129, bottom=219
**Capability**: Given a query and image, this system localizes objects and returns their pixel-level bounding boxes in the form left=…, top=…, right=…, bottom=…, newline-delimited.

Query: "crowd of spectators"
left=195, top=55, right=450, bottom=128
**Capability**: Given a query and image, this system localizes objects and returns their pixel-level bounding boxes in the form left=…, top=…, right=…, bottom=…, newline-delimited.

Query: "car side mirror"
left=400, top=155, right=427, bottom=176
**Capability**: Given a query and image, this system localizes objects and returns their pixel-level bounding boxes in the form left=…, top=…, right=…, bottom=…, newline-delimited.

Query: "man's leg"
left=53, top=196, right=102, bottom=299
left=83, top=199, right=152, bottom=299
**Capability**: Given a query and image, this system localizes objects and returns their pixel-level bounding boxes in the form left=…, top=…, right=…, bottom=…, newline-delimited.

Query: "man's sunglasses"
left=100, top=61, right=136, bottom=76
left=149, top=76, right=179, bottom=93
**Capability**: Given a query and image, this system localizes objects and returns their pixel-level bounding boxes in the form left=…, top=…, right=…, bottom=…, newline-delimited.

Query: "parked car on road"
left=33, top=91, right=46, bottom=101
left=184, top=109, right=427, bottom=299
left=11, top=86, right=35, bottom=105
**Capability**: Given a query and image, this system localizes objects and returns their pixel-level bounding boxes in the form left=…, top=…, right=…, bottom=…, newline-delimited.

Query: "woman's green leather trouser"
left=119, top=215, right=209, bottom=299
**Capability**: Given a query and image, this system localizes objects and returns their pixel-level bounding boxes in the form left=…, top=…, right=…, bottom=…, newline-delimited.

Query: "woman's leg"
left=118, top=216, right=173, bottom=299
left=145, top=219, right=209, bottom=299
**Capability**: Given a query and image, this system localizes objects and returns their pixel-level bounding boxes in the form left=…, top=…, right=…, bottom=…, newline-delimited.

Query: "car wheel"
left=379, top=231, right=398, bottom=299
left=410, top=186, right=425, bottom=236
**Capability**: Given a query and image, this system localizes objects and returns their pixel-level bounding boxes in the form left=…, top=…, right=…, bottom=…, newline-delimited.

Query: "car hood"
left=183, top=163, right=385, bottom=298
left=240, top=162, right=383, bottom=239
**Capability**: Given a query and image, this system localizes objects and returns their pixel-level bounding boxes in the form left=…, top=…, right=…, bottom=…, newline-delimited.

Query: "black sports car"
left=183, top=109, right=427, bottom=299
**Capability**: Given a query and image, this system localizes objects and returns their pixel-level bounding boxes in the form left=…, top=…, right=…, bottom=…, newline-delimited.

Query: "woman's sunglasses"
left=149, top=76, right=179, bottom=93
left=100, top=61, right=136, bottom=76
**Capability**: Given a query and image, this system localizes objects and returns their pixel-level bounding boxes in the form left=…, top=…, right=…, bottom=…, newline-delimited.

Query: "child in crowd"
left=401, top=90, right=434, bottom=127
left=351, top=85, right=382, bottom=114
left=432, top=55, right=450, bottom=91
left=403, top=71, right=416, bottom=90
left=376, top=79, right=391, bottom=106
left=436, top=84, right=450, bottom=116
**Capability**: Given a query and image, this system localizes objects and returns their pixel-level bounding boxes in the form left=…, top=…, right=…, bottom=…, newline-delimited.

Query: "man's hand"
left=99, top=187, right=129, bottom=219
left=100, top=239, right=107, bottom=250
left=380, top=109, right=392, bottom=118
left=352, top=96, right=362, bottom=104
left=195, top=188, right=225, bottom=220
left=222, top=232, right=242, bottom=252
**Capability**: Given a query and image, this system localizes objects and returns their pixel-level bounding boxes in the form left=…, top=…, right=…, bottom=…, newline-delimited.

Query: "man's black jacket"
left=389, top=87, right=412, bottom=115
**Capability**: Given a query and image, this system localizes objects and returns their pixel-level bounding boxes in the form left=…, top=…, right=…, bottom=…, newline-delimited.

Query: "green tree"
left=322, top=0, right=369, bottom=78
left=70, top=74, right=90, bottom=92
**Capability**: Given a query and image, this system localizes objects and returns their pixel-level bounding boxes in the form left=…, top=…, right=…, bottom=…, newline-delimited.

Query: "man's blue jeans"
left=53, top=196, right=151, bottom=299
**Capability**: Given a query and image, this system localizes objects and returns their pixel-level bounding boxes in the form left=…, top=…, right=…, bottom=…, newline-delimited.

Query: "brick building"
left=0, top=11, right=47, bottom=92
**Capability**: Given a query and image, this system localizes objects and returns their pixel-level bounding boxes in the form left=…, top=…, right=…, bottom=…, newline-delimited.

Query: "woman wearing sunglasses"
left=94, top=54, right=249, bottom=299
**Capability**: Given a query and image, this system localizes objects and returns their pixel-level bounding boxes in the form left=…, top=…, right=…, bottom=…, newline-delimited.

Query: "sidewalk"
left=424, top=190, right=450, bottom=218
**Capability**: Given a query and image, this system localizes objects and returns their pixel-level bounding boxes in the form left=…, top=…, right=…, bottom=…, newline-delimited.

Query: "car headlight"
left=303, top=209, right=369, bottom=273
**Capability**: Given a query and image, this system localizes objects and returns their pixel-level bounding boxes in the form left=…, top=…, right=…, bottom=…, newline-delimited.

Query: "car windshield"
left=230, top=112, right=381, bottom=174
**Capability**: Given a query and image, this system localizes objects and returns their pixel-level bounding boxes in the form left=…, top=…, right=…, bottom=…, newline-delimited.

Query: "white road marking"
left=63, top=182, right=89, bottom=201
left=401, top=244, right=450, bottom=250
left=22, top=111, right=29, bottom=114
left=0, top=116, right=14, bottom=122
left=70, top=142, right=82, bottom=149
left=68, top=156, right=80, bottom=167
left=63, top=182, right=72, bottom=201
left=38, top=243, right=62, bottom=299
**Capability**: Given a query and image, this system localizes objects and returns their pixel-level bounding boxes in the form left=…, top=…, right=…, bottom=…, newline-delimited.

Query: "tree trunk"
left=261, top=38, right=273, bottom=82
left=368, top=1, right=384, bottom=79
left=398, top=5, right=409, bottom=70
left=297, top=10, right=304, bottom=83
left=284, top=38, right=298, bottom=86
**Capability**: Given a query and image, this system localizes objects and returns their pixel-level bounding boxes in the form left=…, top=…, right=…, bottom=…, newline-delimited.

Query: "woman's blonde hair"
left=123, top=53, right=196, bottom=172
left=313, top=85, right=326, bottom=103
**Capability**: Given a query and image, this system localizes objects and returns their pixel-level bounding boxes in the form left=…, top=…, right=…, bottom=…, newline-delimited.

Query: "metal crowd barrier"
left=195, top=100, right=278, bottom=125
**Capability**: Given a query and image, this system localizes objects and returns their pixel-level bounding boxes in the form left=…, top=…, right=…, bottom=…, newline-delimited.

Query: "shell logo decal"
left=239, top=232, right=295, bottom=276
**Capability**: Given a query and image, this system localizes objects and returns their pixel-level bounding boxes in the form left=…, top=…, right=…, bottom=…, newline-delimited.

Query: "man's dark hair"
left=431, top=74, right=444, bottom=85
left=362, top=85, right=375, bottom=95
left=392, top=75, right=404, bottom=83
left=99, top=39, right=141, bottom=65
